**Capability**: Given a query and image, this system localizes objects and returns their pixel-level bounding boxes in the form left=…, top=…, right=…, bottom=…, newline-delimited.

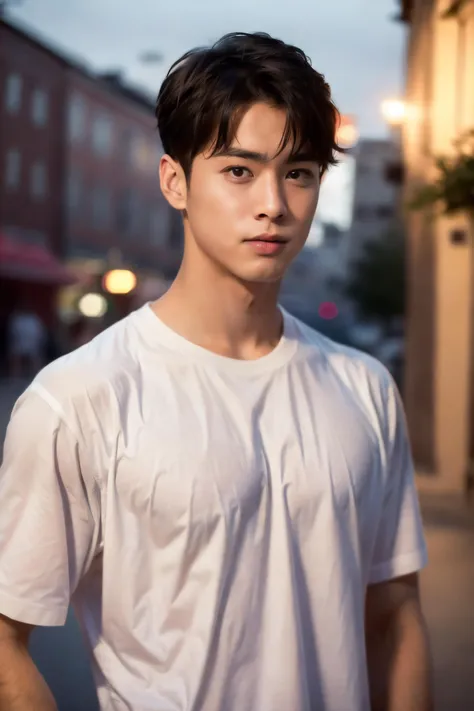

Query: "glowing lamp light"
left=337, top=115, right=359, bottom=149
left=103, top=269, right=137, bottom=295
left=78, top=293, right=108, bottom=318
left=318, top=302, right=339, bottom=320
left=381, top=99, right=407, bottom=127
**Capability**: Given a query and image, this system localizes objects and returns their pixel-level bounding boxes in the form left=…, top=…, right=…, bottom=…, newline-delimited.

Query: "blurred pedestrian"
left=6, top=303, right=46, bottom=379
left=0, top=32, right=433, bottom=711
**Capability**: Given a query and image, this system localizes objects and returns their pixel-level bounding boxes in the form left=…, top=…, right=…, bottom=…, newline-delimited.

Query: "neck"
left=152, top=243, right=283, bottom=360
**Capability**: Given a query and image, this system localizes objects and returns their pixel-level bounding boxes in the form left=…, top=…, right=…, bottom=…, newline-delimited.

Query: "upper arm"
left=0, top=387, right=101, bottom=627
left=0, top=613, right=34, bottom=647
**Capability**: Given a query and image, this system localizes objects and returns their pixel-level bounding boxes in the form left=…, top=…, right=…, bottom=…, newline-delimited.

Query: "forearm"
left=367, top=607, right=433, bottom=711
left=0, top=640, right=57, bottom=711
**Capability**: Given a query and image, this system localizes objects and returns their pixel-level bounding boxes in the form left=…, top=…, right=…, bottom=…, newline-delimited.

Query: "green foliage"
left=345, top=232, right=405, bottom=323
left=409, top=129, right=474, bottom=216
left=441, top=0, right=470, bottom=19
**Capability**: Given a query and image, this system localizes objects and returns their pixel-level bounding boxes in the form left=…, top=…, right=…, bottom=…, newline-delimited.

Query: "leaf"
left=441, top=0, right=469, bottom=19
left=345, top=231, right=405, bottom=323
left=408, top=184, right=441, bottom=210
left=409, top=126, right=474, bottom=215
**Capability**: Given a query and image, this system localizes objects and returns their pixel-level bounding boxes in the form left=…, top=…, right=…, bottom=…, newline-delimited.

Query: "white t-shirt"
left=0, top=304, right=427, bottom=711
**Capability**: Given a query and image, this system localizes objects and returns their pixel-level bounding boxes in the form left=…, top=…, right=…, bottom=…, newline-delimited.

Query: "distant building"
left=316, top=222, right=347, bottom=282
left=347, top=138, right=400, bottom=269
left=281, top=245, right=325, bottom=321
left=0, top=18, right=181, bottom=334
left=401, top=0, right=474, bottom=494
left=0, top=18, right=72, bottom=329
left=63, top=69, right=182, bottom=279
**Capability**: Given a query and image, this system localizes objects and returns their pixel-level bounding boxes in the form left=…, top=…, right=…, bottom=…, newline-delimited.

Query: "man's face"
left=182, top=102, right=321, bottom=284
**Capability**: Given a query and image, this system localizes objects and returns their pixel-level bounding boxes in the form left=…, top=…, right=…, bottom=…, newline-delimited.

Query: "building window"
left=91, top=185, right=111, bottom=230
left=31, top=88, right=49, bottom=127
left=30, top=162, right=48, bottom=200
left=117, top=189, right=140, bottom=236
left=123, top=128, right=134, bottom=167
left=133, top=134, right=149, bottom=171
left=4, top=73, right=22, bottom=114
left=149, top=202, right=170, bottom=246
left=376, top=205, right=394, bottom=219
left=67, top=93, right=86, bottom=143
left=92, top=114, right=113, bottom=156
left=67, top=169, right=83, bottom=215
left=4, top=149, right=21, bottom=190
left=354, top=206, right=372, bottom=220
left=123, top=130, right=155, bottom=171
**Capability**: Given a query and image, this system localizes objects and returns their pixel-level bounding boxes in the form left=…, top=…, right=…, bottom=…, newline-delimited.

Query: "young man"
left=0, top=32, right=432, bottom=711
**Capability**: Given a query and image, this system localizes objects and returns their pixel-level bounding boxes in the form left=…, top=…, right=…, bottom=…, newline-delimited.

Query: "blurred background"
left=0, top=0, right=473, bottom=709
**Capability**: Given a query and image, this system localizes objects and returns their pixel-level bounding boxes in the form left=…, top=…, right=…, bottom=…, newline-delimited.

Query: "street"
left=1, top=378, right=474, bottom=710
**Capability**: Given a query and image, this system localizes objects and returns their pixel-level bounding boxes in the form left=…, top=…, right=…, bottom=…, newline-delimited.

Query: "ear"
left=159, top=154, right=187, bottom=210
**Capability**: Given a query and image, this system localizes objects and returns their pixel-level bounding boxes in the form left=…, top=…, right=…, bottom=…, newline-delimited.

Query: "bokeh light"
left=78, top=293, right=108, bottom=318
left=103, top=269, right=137, bottom=295
left=318, top=302, right=339, bottom=320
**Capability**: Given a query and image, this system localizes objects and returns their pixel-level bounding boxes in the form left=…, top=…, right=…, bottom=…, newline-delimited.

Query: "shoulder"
left=288, top=313, right=397, bottom=422
left=29, top=308, right=148, bottom=434
left=290, top=313, right=392, bottom=386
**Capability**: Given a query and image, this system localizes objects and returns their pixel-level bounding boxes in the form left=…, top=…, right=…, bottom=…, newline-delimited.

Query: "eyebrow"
left=214, top=147, right=318, bottom=164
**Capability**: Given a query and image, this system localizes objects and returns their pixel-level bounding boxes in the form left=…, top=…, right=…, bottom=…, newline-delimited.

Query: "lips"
left=244, top=236, right=288, bottom=256
left=245, top=234, right=288, bottom=244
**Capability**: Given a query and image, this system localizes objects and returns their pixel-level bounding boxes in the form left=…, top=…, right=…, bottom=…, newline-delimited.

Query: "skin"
left=0, top=615, right=57, bottom=710
left=154, top=102, right=321, bottom=359
left=0, top=101, right=432, bottom=711
left=365, top=574, right=433, bottom=711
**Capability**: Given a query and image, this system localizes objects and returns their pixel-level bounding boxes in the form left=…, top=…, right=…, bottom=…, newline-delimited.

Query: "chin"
left=235, top=263, right=288, bottom=285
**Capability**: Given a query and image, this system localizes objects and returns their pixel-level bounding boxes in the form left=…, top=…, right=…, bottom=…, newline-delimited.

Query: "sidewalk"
left=419, top=493, right=474, bottom=709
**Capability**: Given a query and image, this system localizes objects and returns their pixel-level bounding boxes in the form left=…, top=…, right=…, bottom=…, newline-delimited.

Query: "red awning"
left=0, top=234, right=77, bottom=285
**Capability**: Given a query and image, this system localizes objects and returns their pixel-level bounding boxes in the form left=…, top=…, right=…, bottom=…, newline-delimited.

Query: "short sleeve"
left=368, top=377, right=428, bottom=585
left=0, top=386, right=101, bottom=626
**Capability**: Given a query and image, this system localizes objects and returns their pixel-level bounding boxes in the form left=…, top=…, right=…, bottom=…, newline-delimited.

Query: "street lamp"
left=337, top=115, right=359, bottom=150
left=103, top=269, right=137, bottom=295
left=381, top=99, right=407, bottom=127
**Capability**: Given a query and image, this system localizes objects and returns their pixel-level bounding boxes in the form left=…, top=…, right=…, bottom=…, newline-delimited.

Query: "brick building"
left=63, top=68, right=182, bottom=278
left=0, top=18, right=73, bottom=342
left=0, top=18, right=181, bottom=336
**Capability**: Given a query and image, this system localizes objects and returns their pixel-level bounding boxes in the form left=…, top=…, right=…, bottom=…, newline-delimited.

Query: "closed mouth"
left=245, top=236, right=288, bottom=243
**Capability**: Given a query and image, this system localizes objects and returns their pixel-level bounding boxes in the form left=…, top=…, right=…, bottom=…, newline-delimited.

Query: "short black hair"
left=155, top=32, right=344, bottom=177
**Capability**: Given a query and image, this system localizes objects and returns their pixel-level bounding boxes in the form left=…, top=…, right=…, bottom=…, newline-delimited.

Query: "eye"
left=287, top=168, right=315, bottom=182
left=224, top=166, right=253, bottom=179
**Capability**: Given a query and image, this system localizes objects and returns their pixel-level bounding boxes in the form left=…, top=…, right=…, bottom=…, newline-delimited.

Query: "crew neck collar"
left=136, top=302, right=298, bottom=375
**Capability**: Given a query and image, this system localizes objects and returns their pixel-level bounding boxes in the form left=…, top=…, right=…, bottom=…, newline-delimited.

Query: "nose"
left=255, top=174, right=288, bottom=222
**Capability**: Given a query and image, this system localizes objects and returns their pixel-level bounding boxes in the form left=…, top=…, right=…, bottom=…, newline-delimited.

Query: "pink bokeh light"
left=318, top=302, right=339, bottom=320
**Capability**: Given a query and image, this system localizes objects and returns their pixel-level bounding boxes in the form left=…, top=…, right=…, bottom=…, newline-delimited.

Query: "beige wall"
left=404, top=0, right=474, bottom=492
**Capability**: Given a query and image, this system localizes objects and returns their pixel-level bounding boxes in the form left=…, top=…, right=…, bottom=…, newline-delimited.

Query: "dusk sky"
left=9, top=0, right=406, bottom=230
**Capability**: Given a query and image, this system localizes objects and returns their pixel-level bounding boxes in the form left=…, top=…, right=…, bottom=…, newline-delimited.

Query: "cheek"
left=187, top=181, right=246, bottom=236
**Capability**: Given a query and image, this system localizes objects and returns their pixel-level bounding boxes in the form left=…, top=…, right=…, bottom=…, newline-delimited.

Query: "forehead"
left=234, top=103, right=294, bottom=161
left=215, top=102, right=312, bottom=163
left=233, top=103, right=288, bottom=148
